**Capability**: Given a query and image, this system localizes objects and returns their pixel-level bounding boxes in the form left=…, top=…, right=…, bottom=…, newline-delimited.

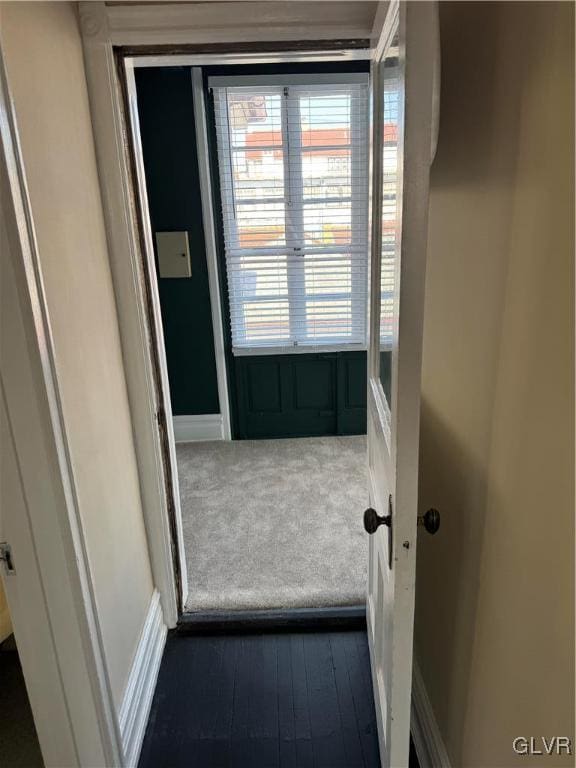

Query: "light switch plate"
left=156, top=231, right=191, bottom=278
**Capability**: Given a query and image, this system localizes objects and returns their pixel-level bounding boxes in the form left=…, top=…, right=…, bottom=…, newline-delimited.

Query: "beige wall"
left=416, top=2, right=574, bottom=766
left=0, top=2, right=154, bottom=707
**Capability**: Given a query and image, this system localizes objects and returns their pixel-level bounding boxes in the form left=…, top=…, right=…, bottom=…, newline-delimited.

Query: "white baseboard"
left=172, top=413, right=223, bottom=443
left=411, top=658, right=452, bottom=768
left=119, top=589, right=167, bottom=767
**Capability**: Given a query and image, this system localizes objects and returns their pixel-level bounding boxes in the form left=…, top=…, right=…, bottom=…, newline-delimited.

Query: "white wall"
left=0, top=1, right=155, bottom=709
left=416, top=2, right=574, bottom=765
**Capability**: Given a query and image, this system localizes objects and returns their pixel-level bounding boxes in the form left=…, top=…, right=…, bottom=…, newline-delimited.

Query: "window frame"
left=210, top=72, right=370, bottom=355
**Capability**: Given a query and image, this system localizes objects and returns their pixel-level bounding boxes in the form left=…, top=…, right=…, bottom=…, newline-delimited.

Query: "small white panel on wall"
left=156, top=231, right=191, bottom=278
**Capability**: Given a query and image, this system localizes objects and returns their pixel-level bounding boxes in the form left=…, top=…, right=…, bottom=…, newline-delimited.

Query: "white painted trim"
left=371, top=0, right=391, bottom=46
left=123, top=62, right=189, bottom=612
left=80, top=9, right=183, bottom=625
left=119, top=590, right=167, bottom=768
left=233, top=343, right=367, bottom=357
left=430, top=6, right=441, bottom=164
left=191, top=68, right=232, bottom=441
left=173, top=414, right=224, bottom=443
left=130, top=50, right=371, bottom=69
left=411, top=658, right=452, bottom=768
left=85, top=1, right=377, bottom=47
left=0, top=41, right=121, bottom=766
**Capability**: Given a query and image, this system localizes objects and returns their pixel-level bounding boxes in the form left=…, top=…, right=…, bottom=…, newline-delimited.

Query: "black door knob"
left=363, top=507, right=391, bottom=535
left=418, top=508, right=440, bottom=534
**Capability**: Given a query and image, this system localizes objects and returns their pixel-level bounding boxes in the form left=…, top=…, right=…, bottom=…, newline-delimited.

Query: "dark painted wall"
left=136, top=68, right=220, bottom=416
left=235, top=352, right=367, bottom=439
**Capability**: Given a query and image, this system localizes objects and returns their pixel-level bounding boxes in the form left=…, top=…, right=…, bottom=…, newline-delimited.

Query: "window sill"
left=232, top=343, right=368, bottom=357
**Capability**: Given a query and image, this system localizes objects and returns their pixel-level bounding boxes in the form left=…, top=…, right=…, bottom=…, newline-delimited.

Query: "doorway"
left=103, top=2, right=438, bottom=760
left=131, top=60, right=372, bottom=615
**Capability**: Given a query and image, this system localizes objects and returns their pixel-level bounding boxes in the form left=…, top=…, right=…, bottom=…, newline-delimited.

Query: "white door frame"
left=122, top=61, right=232, bottom=448
left=0, top=46, right=122, bottom=766
left=191, top=65, right=232, bottom=441
left=78, top=0, right=374, bottom=625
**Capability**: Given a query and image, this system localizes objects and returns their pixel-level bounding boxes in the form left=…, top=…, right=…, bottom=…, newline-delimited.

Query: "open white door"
left=365, top=2, right=438, bottom=766
left=123, top=64, right=189, bottom=613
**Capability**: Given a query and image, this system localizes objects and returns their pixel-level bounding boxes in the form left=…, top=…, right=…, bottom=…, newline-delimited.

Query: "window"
left=210, top=74, right=370, bottom=354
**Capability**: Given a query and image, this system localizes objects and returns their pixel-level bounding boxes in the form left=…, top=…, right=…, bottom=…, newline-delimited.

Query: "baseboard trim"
left=172, top=414, right=223, bottom=443
left=119, top=590, right=167, bottom=767
left=411, top=658, right=451, bottom=768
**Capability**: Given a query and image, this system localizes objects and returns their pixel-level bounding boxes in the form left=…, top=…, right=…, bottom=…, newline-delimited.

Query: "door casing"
left=79, top=0, right=374, bottom=628
left=0, top=45, right=123, bottom=766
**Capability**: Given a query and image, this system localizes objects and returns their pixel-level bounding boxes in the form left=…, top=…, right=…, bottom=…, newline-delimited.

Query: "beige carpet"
left=177, top=436, right=368, bottom=613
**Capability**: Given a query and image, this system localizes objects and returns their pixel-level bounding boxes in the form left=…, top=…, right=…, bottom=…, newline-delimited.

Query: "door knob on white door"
left=364, top=507, right=440, bottom=535
left=363, top=507, right=391, bottom=535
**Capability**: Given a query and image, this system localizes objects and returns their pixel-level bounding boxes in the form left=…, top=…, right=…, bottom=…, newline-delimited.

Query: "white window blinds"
left=210, top=74, right=370, bottom=354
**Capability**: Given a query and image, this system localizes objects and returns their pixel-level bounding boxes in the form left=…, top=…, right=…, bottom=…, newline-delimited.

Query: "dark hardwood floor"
left=139, top=627, right=421, bottom=768
left=139, top=629, right=382, bottom=768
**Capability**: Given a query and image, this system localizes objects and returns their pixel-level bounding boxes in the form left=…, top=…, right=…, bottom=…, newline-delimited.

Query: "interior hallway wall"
left=0, top=1, right=154, bottom=708
left=415, top=2, right=574, bottom=766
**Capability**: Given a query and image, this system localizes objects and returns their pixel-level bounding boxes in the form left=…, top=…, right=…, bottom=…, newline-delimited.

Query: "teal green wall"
left=136, top=68, right=220, bottom=416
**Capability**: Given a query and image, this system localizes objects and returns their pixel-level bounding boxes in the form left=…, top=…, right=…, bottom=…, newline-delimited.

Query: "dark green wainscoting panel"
left=234, top=352, right=367, bottom=439
left=135, top=67, right=220, bottom=417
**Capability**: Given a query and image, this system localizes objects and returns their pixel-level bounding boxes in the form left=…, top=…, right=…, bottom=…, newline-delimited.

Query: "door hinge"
left=0, top=542, right=15, bottom=574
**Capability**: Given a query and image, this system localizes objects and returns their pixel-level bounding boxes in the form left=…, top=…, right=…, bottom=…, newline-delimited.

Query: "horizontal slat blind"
left=211, top=75, right=369, bottom=353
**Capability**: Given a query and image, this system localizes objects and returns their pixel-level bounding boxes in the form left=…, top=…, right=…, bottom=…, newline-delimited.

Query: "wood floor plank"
left=304, top=633, right=348, bottom=768
left=138, top=636, right=197, bottom=766
left=249, top=634, right=279, bottom=739
left=290, top=634, right=314, bottom=768
left=199, top=636, right=239, bottom=767
left=138, top=629, right=383, bottom=768
left=212, top=636, right=238, bottom=740
left=277, top=635, right=297, bottom=768
left=196, top=636, right=226, bottom=739
left=230, top=636, right=253, bottom=766
left=330, top=632, right=367, bottom=767
left=342, top=631, right=380, bottom=767
left=248, top=634, right=280, bottom=767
